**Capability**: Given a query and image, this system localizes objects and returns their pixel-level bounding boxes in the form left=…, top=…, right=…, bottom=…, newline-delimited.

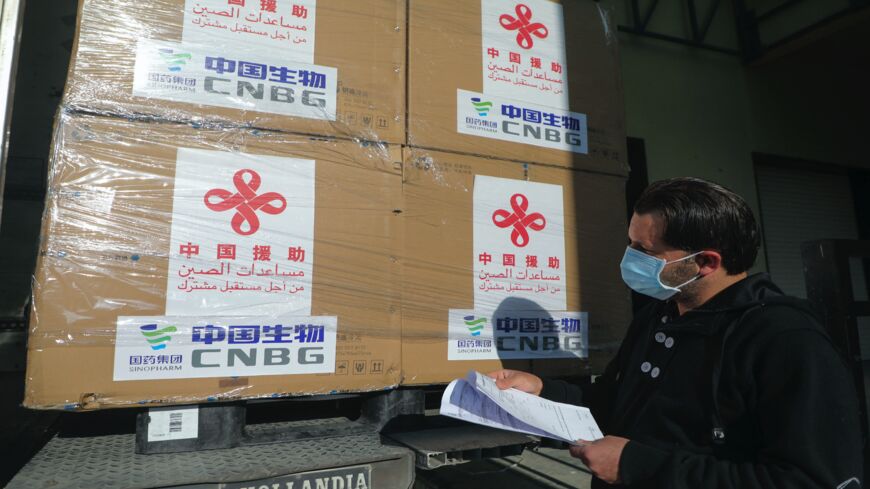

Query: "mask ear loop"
left=673, top=272, right=702, bottom=290
left=666, top=251, right=705, bottom=290
left=668, top=250, right=704, bottom=265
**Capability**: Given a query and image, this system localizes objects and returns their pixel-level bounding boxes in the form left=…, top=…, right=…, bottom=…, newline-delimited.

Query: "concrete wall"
left=619, top=38, right=765, bottom=272
left=606, top=0, right=767, bottom=271
left=746, top=22, right=870, bottom=168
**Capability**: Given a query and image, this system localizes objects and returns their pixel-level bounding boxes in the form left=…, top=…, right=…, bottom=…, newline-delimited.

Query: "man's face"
left=628, top=212, right=699, bottom=289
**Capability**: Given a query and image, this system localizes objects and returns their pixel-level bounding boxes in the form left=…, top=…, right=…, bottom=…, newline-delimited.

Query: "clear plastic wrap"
left=63, top=0, right=406, bottom=143
left=408, top=0, right=628, bottom=175
left=399, top=0, right=631, bottom=387
left=26, top=111, right=403, bottom=410
left=399, top=147, right=631, bottom=385
left=28, top=0, right=632, bottom=410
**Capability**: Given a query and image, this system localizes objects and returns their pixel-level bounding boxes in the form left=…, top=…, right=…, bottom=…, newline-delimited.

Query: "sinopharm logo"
left=139, top=324, right=178, bottom=350
left=464, top=315, right=486, bottom=336
left=471, top=97, right=493, bottom=117
left=158, top=49, right=192, bottom=72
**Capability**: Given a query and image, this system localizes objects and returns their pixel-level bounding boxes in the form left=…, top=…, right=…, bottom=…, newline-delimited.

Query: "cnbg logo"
left=139, top=324, right=178, bottom=350
left=464, top=315, right=487, bottom=336
left=460, top=90, right=586, bottom=149
left=158, top=48, right=192, bottom=72
left=470, top=97, right=493, bottom=117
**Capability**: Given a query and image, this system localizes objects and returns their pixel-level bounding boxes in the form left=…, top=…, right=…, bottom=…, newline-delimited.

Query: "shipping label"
left=165, top=148, right=315, bottom=316
left=457, top=89, right=588, bottom=153
left=474, top=175, right=567, bottom=311
left=183, top=0, right=316, bottom=63
left=113, top=315, right=337, bottom=380
left=133, top=39, right=336, bottom=121
left=481, top=0, right=569, bottom=109
left=448, top=309, right=587, bottom=360
left=147, top=406, right=199, bottom=441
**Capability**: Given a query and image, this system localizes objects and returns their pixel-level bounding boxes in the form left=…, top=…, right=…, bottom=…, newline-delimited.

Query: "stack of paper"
left=440, top=371, right=604, bottom=444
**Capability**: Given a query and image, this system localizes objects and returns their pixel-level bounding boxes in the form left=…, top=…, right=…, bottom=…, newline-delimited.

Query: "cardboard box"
left=63, top=0, right=406, bottom=143
left=408, top=0, right=628, bottom=174
left=400, top=147, right=631, bottom=385
left=25, top=112, right=403, bottom=409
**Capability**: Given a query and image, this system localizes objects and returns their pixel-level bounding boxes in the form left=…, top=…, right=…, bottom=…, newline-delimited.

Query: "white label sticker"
left=481, top=0, right=568, bottom=109
left=183, top=0, right=316, bottom=63
left=113, top=315, right=337, bottom=380
left=448, top=309, right=587, bottom=360
left=473, top=175, right=567, bottom=311
left=147, top=406, right=199, bottom=442
left=457, top=89, right=587, bottom=153
left=88, top=187, right=116, bottom=214
left=133, top=39, right=337, bottom=121
left=57, top=187, right=115, bottom=214
left=165, top=148, right=315, bottom=317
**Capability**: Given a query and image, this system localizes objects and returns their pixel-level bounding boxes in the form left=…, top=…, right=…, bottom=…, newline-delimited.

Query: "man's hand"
left=486, top=369, right=544, bottom=396
left=569, top=436, right=630, bottom=485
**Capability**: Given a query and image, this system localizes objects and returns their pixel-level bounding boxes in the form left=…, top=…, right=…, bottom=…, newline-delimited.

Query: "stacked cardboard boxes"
left=400, top=0, right=631, bottom=383
left=64, top=0, right=406, bottom=142
left=407, top=0, right=626, bottom=171
left=27, top=115, right=404, bottom=408
left=26, top=0, right=407, bottom=409
left=25, top=0, right=631, bottom=409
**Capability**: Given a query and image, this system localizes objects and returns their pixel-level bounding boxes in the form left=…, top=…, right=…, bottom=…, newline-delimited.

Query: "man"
left=489, top=177, right=864, bottom=488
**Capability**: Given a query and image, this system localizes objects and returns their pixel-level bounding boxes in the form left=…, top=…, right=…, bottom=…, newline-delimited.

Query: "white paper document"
left=440, top=371, right=603, bottom=444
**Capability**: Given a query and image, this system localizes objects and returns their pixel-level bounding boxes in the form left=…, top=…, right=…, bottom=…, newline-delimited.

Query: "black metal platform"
left=8, top=419, right=415, bottom=489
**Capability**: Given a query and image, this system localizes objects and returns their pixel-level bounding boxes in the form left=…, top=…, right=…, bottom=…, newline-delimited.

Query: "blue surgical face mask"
left=620, top=246, right=703, bottom=300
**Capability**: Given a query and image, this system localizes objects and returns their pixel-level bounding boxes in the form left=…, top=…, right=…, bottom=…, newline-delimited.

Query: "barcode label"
left=169, top=412, right=183, bottom=433
left=147, top=407, right=198, bottom=442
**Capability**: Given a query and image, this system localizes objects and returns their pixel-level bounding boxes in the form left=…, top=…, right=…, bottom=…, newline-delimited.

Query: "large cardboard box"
left=63, top=0, right=406, bottom=143
left=408, top=0, right=627, bottom=174
left=25, top=112, right=403, bottom=409
left=400, top=147, right=631, bottom=385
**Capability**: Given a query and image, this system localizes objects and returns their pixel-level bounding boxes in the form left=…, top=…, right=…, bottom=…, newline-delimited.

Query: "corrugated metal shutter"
left=755, top=165, right=863, bottom=299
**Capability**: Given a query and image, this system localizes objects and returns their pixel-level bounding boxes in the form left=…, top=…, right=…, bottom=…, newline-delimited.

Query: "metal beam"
left=617, top=0, right=738, bottom=55
left=626, top=0, right=662, bottom=33
left=631, top=0, right=642, bottom=30
left=687, top=0, right=701, bottom=41
left=756, top=0, right=806, bottom=23
left=616, top=25, right=740, bottom=55
left=641, top=0, right=660, bottom=31
left=765, top=4, right=870, bottom=51
left=699, top=0, right=724, bottom=43
left=623, top=0, right=868, bottom=62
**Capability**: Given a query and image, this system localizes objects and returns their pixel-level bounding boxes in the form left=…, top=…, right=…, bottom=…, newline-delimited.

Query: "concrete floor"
left=414, top=446, right=593, bottom=489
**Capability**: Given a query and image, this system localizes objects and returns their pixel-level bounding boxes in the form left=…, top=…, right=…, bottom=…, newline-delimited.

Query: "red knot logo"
left=499, top=4, right=549, bottom=50
left=204, top=169, right=287, bottom=236
left=492, top=193, right=546, bottom=247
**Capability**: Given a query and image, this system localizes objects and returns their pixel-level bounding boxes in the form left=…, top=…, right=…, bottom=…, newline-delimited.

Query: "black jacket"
left=540, top=273, right=864, bottom=489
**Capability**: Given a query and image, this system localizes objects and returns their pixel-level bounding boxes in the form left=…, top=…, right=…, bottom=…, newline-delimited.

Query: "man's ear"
left=696, top=251, right=722, bottom=276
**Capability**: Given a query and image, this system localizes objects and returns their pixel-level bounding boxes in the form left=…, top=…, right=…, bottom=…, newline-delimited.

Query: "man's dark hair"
left=634, top=177, right=760, bottom=274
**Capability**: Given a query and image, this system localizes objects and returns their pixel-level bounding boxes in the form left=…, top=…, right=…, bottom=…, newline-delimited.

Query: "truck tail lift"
left=8, top=388, right=538, bottom=488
